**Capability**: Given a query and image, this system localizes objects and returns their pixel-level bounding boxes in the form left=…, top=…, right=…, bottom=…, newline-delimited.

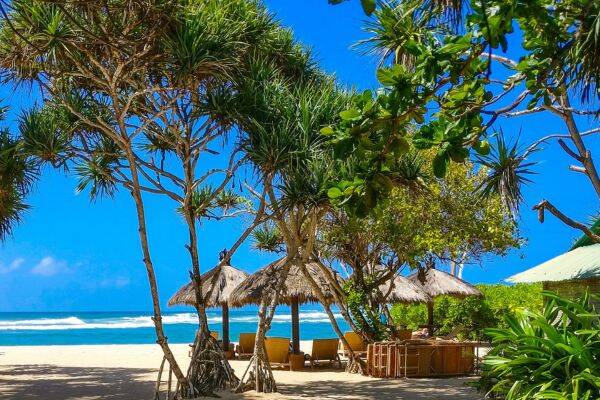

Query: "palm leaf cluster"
left=476, top=134, right=536, bottom=216
left=0, top=107, right=37, bottom=240
left=480, top=291, right=600, bottom=400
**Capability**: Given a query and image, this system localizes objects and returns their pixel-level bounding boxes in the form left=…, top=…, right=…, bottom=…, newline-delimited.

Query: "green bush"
left=390, top=283, right=543, bottom=340
left=478, top=291, right=600, bottom=399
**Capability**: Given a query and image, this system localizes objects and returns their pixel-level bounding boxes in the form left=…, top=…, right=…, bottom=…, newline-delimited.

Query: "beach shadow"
left=277, top=377, right=481, bottom=400
left=0, top=364, right=156, bottom=400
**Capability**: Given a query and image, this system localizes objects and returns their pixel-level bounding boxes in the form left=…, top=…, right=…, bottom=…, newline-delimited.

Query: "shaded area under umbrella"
left=408, top=268, right=482, bottom=335
left=168, top=264, right=249, bottom=352
left=229, top=258, right=336, bottom=354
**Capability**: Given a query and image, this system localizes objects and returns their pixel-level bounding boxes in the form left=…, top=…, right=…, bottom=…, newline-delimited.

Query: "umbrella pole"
left=291, top=296, right=300, bottom=354
left=427, top=301, right=434, bottom=337
left=222, top=303, right=230, bottom=352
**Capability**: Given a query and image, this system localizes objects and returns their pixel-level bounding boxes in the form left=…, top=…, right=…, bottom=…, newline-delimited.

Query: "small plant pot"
left=289, top=352, right=305, bottom=371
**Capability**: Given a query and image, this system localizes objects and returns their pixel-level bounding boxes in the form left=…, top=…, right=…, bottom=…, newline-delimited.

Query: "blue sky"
left=0, top=0, right=598, bottom=312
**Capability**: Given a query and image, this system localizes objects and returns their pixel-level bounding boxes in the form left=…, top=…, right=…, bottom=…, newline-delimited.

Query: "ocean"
left=0, top=308, right=349, bottom=346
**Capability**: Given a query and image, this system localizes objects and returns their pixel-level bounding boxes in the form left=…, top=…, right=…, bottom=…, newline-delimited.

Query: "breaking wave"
left=0, top=311, right=342, bottom=331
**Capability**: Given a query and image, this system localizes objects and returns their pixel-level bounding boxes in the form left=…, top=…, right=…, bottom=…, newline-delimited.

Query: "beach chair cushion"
left=342, top=332, right=366, bottom=352
left=311, top=338, right=340, bottom=361
left=236, top=333, right=256, bottom=357
left=210, top=331, right=219, bottom=340
left=265, top=337, right=291, bottom=365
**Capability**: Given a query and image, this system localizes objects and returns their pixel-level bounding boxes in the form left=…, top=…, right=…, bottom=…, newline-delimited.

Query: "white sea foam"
left=0, top=311, right=343, bottom=331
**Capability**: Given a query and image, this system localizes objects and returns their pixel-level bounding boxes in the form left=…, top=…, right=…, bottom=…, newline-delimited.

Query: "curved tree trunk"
left=123, top=145, right=188, bottom=387
left=236, top=259, right=291, bottom=393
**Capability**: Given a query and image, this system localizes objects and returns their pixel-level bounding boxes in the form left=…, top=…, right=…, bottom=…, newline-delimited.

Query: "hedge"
left=390, top=283, right=543, bottom=340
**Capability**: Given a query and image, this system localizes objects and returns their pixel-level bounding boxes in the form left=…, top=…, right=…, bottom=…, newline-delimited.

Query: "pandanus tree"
left=0, top=0, right=318, bottom=397
left=228, top=67, right=358, bottom=387
left=326, top=0, right=600, bottom=242
left=0, top=105, right=37, bottom=241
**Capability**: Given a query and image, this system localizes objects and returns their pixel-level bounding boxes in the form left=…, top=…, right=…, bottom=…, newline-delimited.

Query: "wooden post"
left=222, top=303, right=230, bottom=352
left=291, top=296, right=300, bottom=354
left=427, top=301, right=434, bottom=336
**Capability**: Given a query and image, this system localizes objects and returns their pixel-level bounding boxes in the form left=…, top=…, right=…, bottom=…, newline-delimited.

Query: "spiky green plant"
left=476, top=133, right=537, bottom=216
left=479, top=291, right=600, bottom=400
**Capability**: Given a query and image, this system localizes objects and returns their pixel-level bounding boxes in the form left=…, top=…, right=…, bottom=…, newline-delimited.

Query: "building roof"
left=507, top=244, right=600, bottom=283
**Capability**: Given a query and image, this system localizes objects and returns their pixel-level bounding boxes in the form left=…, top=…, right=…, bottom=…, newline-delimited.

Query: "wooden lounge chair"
left=265, top=337, right=291, bottom=368
left=340, top=331, right=367, bottom=358
left=305, top=338, right=341, bottom=369
left=235, top=333, right=256, bottom=359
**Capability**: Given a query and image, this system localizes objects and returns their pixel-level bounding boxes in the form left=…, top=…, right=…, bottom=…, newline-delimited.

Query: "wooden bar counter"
left=366, top=339, right=481, bottom=378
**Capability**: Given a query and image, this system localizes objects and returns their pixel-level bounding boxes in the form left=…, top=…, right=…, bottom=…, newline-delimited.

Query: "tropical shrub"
left=390, top=283, right=543, bottom=340
left=479, top=291, right=600, bottom=400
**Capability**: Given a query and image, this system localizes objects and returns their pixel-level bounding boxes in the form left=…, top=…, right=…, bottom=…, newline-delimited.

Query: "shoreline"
left=0, top=344, right=481, bottom=399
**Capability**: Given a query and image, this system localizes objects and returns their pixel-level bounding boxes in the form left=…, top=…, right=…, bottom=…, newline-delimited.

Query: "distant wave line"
left=0, top=312, right=343, bottom=331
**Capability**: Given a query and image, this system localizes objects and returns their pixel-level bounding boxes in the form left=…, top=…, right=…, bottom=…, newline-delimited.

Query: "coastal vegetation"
left=0, top=0, right=596, bottom=399
left=391, top=283, right=543, bottom=340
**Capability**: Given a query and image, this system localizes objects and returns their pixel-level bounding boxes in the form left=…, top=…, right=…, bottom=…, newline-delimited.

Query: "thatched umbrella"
left=408, top=268, right=482, bottom=335
left=229, top=258, right=336, bottom=354
left=168, top=264, right=249, bottom=352
left=378, top=274, right=431, bottom=304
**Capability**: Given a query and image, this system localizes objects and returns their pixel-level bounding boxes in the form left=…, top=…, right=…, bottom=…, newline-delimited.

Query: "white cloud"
left=31, top=257, right=67, bottom=277
left=0, top=258, right=25, bottom=274
left=99, top=276, right=130, bottom=288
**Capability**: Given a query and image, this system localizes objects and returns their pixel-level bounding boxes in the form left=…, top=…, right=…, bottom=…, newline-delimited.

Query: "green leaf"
left=473, top=139, right=491, bottom=155
left=339, top=109, right=361, bottom=121
left=432, top=152, right=449, bottom=178
left=320, top=126, right=335, bottom=135
left=360, top=0, right=376, bottom=16
left=327, top=187, right=343, bottom=199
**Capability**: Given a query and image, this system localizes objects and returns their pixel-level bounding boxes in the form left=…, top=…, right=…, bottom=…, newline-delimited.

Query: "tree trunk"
left=181, top=146, right=238, bottom=396
left=291, top=296, right=300, bottom=354
left=123, top=146, right=188, bottom=387
left=427, top=301, right=434, bottom=336
left=222, top=303, right=230, bottom=353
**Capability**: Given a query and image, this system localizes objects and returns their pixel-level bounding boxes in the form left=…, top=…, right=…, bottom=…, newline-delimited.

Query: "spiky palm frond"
left=252, top=223, right=284, bottom=253
left=476, top=133, right=537, bottom=215
left=0, top=129, right=38, bottom=240
left=18, top=107, right=70, bottom=168
left=571, top=8, right=600, bottom=101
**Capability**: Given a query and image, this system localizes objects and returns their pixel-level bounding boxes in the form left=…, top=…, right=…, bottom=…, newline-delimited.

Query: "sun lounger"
left=306, top=338, right=341, bottom=368
left=236, top=333, right=256, bottom=359
left=265, top=337, right=291, bottom=368
left=188, top=331, right=221, bottom=356
left=340, top=331, right=367, bottom=357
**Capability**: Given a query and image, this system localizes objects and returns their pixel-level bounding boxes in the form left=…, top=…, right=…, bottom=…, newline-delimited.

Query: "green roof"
left=571, top=217, right=600, bottom=250
left=507, top=244, right=600, bottom=283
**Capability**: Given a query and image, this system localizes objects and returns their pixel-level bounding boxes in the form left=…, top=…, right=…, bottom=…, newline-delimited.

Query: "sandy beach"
left=0, top=343, right=481, bottom=400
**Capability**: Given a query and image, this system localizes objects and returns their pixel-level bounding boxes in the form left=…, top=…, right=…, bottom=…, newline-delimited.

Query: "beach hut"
left=507, top=243, right=600, bottom=305
left=168, top=263, right=249, bottom=354
left=407, top=268, right=482, bottom=335
left=229, top=258, right=336, bottom=358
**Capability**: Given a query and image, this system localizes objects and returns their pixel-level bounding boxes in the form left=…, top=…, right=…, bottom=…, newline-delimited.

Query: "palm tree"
left=0, top=106, right=37, bottom=241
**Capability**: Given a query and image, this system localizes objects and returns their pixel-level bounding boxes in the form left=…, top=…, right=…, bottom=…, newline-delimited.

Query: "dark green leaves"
left=360, top=0, right=376, bottom=16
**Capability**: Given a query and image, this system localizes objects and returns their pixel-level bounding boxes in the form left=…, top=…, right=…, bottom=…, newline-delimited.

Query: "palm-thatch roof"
left=168, top=264, right=249, bottom=307
left=228, top=258, right=337, bottom=307
left=378, top=274, right=431, bottom=303
left=507, top=244, right=600, bottom=283
left=407, top=268, right=482, bottom=299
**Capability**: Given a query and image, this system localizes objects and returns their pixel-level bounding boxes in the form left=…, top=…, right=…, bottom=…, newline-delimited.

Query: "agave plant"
left=480, top=291, right=600, bottom=400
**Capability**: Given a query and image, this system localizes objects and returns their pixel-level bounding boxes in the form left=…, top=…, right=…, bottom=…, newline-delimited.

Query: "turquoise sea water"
left=0, top=308, right=349, bottom=346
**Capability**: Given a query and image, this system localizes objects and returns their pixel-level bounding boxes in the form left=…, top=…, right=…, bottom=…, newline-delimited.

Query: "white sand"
left=0, top=343, right=481, bottom=399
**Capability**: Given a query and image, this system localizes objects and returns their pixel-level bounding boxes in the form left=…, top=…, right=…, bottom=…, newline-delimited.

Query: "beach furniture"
left=306, top=338, right=341, bottom=368
left=265, top=337, right=291, bottom=367
left=210, top=331, right=219, bottom=340
left=236, top=333, right=256, bottom=359
left=340, top=331, right=367, bottom=357
left=366, top=339, right=477, bottom=378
